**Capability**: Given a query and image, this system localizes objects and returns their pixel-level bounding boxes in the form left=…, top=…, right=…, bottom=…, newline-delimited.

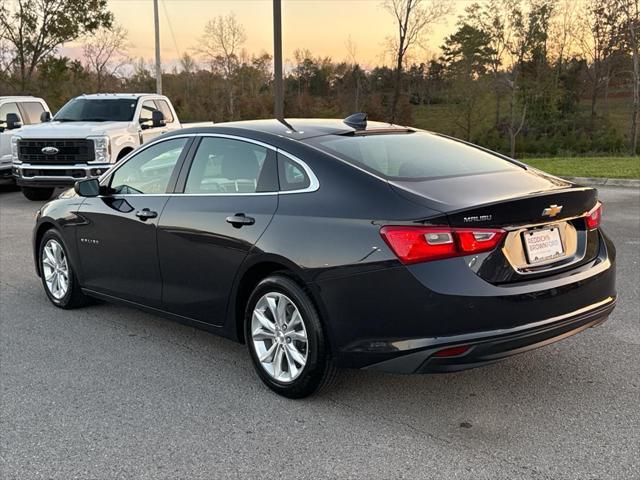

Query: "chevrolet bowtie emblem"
left=542, top=205, right=563, bottom=217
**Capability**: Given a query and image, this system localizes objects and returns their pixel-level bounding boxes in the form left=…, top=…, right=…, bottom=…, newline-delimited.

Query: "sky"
left=64, top=0, right=465, bottom=69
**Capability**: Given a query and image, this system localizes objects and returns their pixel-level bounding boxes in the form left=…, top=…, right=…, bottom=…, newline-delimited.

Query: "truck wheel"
left=22, top=187, right=54, bottom=201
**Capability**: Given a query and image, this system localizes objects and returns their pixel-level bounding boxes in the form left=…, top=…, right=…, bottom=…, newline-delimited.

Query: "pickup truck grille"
left=17, top=139, right=95, bottom=164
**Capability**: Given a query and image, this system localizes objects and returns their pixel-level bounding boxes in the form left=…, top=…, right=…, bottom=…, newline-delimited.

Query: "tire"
left=22, top=187, right=54, bottom=201
left=39, top=229, right=89, bottom=309
left=245, top=274, right=338, bottom=398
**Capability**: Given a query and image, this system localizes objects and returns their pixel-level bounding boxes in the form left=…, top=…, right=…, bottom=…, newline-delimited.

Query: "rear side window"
left=306, top=132, right=520, bottom=180
left=278, top=154, right=310, bottom=191
left=21, top=102, right=45, bottom=124
left=184, top=137, right=277, bottom=194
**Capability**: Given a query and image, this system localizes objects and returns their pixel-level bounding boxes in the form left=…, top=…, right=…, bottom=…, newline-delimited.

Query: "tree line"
left=1, top=0, right=638, bottom=157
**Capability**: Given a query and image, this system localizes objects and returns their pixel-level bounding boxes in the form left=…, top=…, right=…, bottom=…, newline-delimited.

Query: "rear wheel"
left=22, top=187, right=54, bottom=201
left=245, top=275, right=337, bottom=398
left=39, top=230, right=89, bottom=309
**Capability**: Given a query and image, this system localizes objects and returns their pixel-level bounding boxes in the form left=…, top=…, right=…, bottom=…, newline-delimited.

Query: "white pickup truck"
left=1, top=96, right=51, bottom=184
left=12, top=93, right=194, bottom=200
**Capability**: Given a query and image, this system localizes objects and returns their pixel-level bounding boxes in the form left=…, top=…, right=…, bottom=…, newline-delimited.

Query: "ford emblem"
left=41, top=146, right=59, bottom=155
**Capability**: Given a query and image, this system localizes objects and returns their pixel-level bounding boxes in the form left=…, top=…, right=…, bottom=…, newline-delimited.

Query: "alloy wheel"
left=42, top=239, right=69, bottom=300
left=251, top=292, right=309, bottom=383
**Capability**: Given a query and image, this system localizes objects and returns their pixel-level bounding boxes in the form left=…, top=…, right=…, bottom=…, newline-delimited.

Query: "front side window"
left=55, top=98, right=138, bottom=122
left=155, top=100, right=174, bottom=123
left=139, top=100, right=158, bottom=122
left=109, top=138, right=188, bottom=194
left=184, top=137, right=276, bottom=194
left=21, top=102, right=45, bottom=124
left=306, top=132, right=521, bottom=180
left=0, top=102, right=21, bottom=124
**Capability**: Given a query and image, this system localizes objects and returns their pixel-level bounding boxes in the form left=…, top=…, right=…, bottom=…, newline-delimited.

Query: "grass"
left=522, top=157, right=640, bottom=179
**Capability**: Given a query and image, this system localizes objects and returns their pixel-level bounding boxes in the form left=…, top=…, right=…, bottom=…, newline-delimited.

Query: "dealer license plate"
left=523, top=226, right=564, bottom=264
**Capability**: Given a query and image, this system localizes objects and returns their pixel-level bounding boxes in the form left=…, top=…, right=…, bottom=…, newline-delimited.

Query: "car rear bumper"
left=317, top=229, right=616, bottom=372
left=362, top=296, right=615, bottom=374
left=13, top=163, right=111, bottom=187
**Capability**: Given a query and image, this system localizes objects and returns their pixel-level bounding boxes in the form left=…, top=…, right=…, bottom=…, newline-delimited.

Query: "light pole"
left=273, top=0, right=283, bottom=120
left=153, top=0, right=162, bottom=94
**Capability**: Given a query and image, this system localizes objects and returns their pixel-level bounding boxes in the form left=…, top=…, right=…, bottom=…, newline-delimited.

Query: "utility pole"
left=153, top=0, right=162, bottom=94
left=273, top=0, right=283, bottom=119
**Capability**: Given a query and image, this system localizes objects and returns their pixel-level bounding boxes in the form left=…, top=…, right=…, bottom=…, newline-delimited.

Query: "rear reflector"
left=380, top=226, right=506, bottom=264
left=585, top=201, right=602, bottom=230
left=433, top=345, right=471, bottom=357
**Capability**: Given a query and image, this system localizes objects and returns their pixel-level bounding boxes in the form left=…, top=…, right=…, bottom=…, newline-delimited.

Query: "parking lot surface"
left=1, top=185, right=639, bottom=479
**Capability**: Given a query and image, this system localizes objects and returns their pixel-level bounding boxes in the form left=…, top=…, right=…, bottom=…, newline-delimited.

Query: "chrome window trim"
left=99, top=132, right=320, bottom=197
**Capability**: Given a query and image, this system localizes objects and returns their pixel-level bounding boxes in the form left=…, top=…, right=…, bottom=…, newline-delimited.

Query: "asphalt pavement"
left=1, top=184, right=639, bottom=480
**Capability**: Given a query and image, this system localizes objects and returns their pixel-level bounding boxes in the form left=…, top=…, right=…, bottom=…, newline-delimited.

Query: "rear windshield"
left=54, top=98, right=138, bottom=122
left=306, top=132, right=521, bottom=180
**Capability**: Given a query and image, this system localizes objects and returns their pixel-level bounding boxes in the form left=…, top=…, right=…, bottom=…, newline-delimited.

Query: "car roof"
left=178, top=118, right=411, bottom=141
left=0, top=96, right=46, bottom=102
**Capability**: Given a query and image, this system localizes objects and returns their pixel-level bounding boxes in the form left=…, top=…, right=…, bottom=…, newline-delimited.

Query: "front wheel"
left=39, top=230, right=89, bottom=309
left=22, top=187, right=54, bottom=201
left=245, top=275, right=338, bottom=398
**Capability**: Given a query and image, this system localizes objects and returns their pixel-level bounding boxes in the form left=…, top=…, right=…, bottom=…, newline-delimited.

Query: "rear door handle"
left=226, top=213, right=255, bottom=228
left=135, top=208, right=158, bottom=221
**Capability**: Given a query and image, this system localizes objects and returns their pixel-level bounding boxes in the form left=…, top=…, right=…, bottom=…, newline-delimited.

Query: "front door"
left=77, top=137, right=191, bottom=306
left=157, top=136, right=279, bottom=324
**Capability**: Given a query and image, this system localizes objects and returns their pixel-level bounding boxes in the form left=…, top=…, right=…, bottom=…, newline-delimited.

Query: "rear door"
left=77, top=136, right=192, bottom=306
left=157, top=135, right=279, bottom=324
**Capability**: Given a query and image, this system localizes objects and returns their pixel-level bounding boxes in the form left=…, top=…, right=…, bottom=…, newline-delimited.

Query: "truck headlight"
left=90, top=136, right=111, bottom=163
left=11, top=136, right=20, bottom=164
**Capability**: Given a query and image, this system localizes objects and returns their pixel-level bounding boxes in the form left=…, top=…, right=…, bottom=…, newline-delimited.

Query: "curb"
left=560, top=176, right=640, bottom=188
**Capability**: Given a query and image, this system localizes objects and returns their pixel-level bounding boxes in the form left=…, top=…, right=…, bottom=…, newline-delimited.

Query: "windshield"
left=54, top=98, right=138, bottom=122
left=306, top=132, right=522, bottom=180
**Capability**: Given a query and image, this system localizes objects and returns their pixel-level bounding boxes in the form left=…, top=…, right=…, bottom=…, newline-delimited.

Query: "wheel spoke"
left=44, top=269, right=55, bottom=281
left=286, top=343, right=306, bottom=366
left=276, top=295, right=288, bottom=326
left=273, top=345, right=284, bottom=379
left=252, top=326, right=275, bottom=341
left=286, top=311, right=302, bottom=331
left=44, top=246, right=56, bottom=265
left=283, top=346, right=298, bottom=379
left=253, top=309, right=276, bottom=333
left=259, top=342, right=277, bottom=362
left=266, top=295, right=279, bottom=325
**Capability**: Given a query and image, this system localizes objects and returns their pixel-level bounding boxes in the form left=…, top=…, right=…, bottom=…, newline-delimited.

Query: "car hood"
left=15, top=121, right=132, bottom=138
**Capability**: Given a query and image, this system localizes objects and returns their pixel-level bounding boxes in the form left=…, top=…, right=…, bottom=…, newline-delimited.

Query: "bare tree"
left=82, top=24, right=129, bottom=91
left=617, top=0, right=639, bottom=155
left=195, top=13, right=246, bottom=118
left=383, top=0, right=452, bottom=123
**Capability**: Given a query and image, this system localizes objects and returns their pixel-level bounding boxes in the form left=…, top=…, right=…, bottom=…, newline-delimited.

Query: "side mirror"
left=152, top=110, right=166, bottom=128
left=74, top=178, right=101, bottom=197
left=40, top=111, right=52, bottom=123
left=5, top=113, right=22, bottom=130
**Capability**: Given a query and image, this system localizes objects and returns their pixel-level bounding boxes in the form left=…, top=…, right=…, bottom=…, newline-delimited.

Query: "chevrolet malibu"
left=33, top=116, right=616, bottom=398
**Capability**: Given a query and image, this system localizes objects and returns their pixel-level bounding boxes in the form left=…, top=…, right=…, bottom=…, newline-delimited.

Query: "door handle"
left=226, top=213, right=255, bottom=228
left=135, top=208, right=158, bottom=221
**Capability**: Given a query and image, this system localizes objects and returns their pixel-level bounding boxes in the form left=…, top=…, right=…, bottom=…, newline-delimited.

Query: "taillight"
left=380, top=226, right=506, bottom=265
left=585, top=202, right=602, bottom=230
